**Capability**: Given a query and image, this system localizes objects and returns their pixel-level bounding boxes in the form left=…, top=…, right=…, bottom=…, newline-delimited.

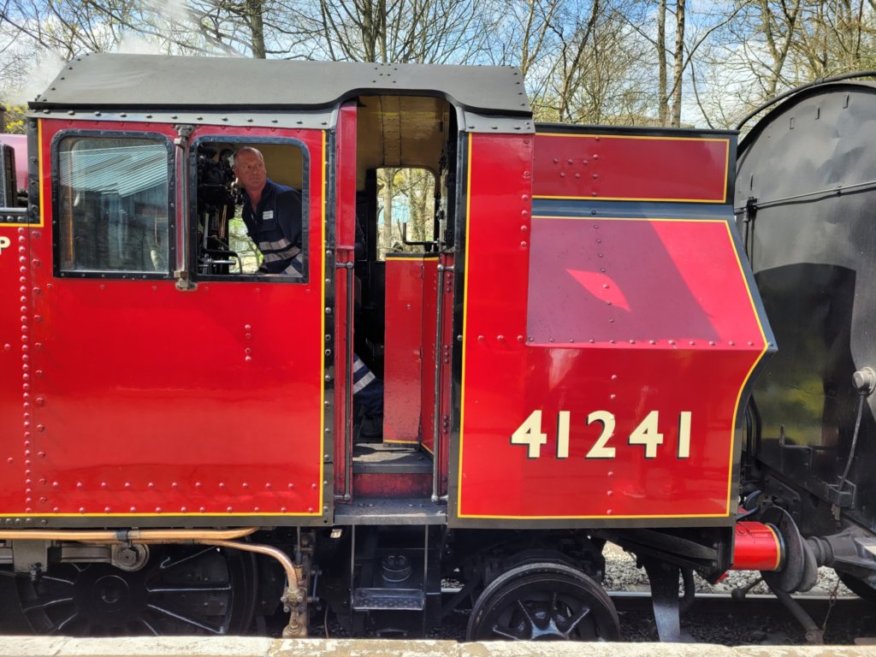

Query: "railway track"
left=610, top=591, right=876, bottom=645
left=3, top=568, right=875, bottom=645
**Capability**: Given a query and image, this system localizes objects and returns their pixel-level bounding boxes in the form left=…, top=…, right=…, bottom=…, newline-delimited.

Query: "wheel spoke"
left=22, top=596, right=74, bottom=613
left=147, top=583, right=232, bottom=594
left=39, top=574, right=76, bottom=587
left=158, top=548, right=215, bottom=572
left=491, top=624, right=523, bottom=640
left=55, top=611, right=80, bottom=632
left=515, top=597, right=537, bottom=631
left=562, top=605, right=592, bottom=638
left=146, top=603, right=225, bottom=634
left=139, top=618, right=160, bottom=636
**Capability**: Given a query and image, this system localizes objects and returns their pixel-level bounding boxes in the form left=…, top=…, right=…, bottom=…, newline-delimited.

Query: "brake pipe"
left=0, top=527, right=257, bottom=542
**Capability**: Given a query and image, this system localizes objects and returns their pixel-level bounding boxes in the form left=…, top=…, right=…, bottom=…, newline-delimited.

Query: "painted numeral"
left=510, top=409, right=693, bottom=461
left=585, top=410, right=616, bottom=459
left=628, top=410, right=664, bottom=459
left=511, top=410, right=548, bottom=458
left=557, top=411, right=571, bottom=458
left=678, top=411, right=692, bottom=458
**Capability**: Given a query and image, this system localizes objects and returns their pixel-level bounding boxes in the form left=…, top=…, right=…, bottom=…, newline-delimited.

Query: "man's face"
left=234, top=151, right=267, bottom=195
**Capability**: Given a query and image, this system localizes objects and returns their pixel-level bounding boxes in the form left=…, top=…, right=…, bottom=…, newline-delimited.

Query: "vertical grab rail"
left=431, top=263, right=446, bottom=503
left=343, top=260, right=355, bottom=500
left=172, top=125, right=195, bottom=291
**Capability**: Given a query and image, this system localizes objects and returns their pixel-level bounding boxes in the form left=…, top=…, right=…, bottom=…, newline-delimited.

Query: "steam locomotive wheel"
left=16, top=546, right=257, bottom=636
left=466, top=562, right=620, bottom=641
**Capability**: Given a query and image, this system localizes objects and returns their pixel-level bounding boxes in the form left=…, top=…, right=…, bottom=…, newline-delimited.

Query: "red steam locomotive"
left=0, top=54, right=869, bottom=641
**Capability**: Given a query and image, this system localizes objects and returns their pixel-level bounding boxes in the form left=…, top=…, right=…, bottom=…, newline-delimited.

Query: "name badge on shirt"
left=262, top=210, right=274, bottom=220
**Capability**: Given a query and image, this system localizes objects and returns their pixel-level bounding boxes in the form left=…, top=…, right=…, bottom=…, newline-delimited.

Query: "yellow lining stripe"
left=0, top=512, right=324, bottom=518
left=534, top=194, right=725, bottom=204
left=533, top=215, right=722, bottom=223
left=2, top=122, right=43, bottom=228
left=537, top=132, right=731, bottom=143
left=724, top=221, right=770, bottom=515
left=456, top=134, right=474, bottom=516
left=384, top=256, right=440, bottom=261
left=319, top=130, right=326, bottom=516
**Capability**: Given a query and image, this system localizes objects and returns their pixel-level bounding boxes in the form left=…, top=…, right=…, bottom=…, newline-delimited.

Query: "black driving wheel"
left=17, top=545, right=257, bottom=636
left=466, top=562, right=620, bottom=641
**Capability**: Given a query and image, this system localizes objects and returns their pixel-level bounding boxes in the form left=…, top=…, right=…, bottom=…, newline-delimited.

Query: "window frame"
left=51, top=129, right=176, bottom=280
left=188, top=135, right=311, bottom=284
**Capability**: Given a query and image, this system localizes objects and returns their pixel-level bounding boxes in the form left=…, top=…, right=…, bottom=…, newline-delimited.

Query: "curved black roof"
left=31, top=53, right=531, bottom=116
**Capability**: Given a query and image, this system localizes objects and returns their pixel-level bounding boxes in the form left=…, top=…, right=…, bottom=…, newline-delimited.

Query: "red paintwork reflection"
left=567, top=270, right=631, bottom=311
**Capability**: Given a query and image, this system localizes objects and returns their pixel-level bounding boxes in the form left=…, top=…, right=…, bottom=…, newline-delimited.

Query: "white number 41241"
left=510, top=410, right=692, bottom=460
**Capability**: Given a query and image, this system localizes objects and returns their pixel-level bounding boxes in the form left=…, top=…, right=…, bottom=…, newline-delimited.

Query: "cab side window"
left=193, top=141, right=307, bottom=281
left=55, top=135, right=171, bottom=275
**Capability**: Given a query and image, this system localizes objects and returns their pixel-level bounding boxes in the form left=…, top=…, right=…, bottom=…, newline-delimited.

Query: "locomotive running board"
left=334, top=498, right=447, bottom=525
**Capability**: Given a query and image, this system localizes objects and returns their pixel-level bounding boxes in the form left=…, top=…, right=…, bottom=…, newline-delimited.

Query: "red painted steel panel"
left=383, top=257, right=425, bottom=444
left=333, top=103, right=357, bottom=496
left=0, top=222, right=29, bottom=513
left=456, top=133, right=767, bottom=521
left=419, top=258, right=438, bottom=455
left=533, top=133, right=729, bottom=203
left=6, top=120, right=327, bottom=520
left=352, top=472, right=431, bottom=498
